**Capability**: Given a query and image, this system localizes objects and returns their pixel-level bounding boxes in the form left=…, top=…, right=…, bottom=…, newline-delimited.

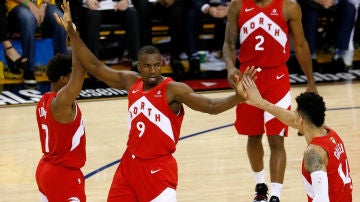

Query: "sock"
left=270, top=182, right=283, bottom=198
left=254, top=170, right=266, bottom=184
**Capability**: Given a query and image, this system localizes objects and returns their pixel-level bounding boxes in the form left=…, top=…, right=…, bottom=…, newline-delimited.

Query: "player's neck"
left=254, top=0, right=272, bottom=7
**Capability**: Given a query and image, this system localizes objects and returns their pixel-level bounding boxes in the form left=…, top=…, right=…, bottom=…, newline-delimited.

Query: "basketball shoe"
left=269, top=196, right=280, bottom=202
left=253, top=183, right=268, bottom=202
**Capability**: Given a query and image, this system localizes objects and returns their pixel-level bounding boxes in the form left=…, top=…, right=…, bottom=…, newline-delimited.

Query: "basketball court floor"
left=0, top=80, right=359, bottom=202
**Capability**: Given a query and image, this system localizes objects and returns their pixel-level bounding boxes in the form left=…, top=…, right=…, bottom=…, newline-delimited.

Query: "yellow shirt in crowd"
left=6, top=0, right=56, bottom=12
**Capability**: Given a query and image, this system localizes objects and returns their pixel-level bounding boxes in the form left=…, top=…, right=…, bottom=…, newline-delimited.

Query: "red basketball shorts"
left=35, top=159, right=85, bottom=202
left=235, top=64, right=291, bottom=136
left=107, top=150, right=178, bottom=202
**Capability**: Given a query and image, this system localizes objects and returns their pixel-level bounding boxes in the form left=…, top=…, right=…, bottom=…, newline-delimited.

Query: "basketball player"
left=54, top=1, right=256, bottom=201
left=241, top=75, right=353, bottom=202
left=222, top=0, right=318, bottom=201
left=35, top=51, right=86, bottom=201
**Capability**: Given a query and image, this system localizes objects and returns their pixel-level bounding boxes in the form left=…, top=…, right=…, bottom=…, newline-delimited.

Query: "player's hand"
left=54, top=0, right=76, bottom=34
left=235, top=66, right=257, bottom=99
left=305, top=84, right=318, bottom=94
left=241, top=73, right=263, bottom=107
left=227, top=66, right=242, bottom=89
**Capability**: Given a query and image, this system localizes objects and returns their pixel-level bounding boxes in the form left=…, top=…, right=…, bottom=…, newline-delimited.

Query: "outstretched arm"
left=169, top=67, right=256, bottom=115
left=222, top=0, right=241, bottom=89
left=242, top=75, right=298, bottom=128
left=54, top=0, right=138, bottom=90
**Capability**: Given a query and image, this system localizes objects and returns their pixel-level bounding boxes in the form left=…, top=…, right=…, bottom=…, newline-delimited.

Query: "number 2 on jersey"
left=255, top=35, right=265, bottom=51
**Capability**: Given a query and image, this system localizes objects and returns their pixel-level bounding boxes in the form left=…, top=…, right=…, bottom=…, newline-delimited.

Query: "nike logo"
left=276, top=74, right=285, bottom=79
left=132, top=89, right=140, bottom=93
left=245, top=8, right=254, bottom=12
left=150, top=169, right=161, bottom=174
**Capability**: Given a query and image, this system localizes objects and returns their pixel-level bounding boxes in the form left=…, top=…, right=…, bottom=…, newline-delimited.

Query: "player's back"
left=36, top=92, right=86, bottom=169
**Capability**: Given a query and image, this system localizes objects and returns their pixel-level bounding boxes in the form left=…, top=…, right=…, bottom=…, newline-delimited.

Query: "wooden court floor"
left=0, top=81, right=359, bottom=202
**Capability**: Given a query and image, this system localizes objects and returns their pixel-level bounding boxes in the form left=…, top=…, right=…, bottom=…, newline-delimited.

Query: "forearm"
left=223, top=42, right=237, bottom=71
left=207, top=95, right=244, bottom=115
left=294, top=43, right=316, bottom=86
left=69, top=50, right=85, bottom=97
left=256, top=99, right=297, bottom=128
left=67, top=28, right=103, bottom=74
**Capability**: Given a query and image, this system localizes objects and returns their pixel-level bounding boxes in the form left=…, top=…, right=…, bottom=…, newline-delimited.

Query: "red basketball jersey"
left=36, top=92, right=86, bottom=169
left=126, top=77, right=184, bottom=159
left=302, top=128, right=353, bottom=202
left=238, top=0, right=290, bottom=68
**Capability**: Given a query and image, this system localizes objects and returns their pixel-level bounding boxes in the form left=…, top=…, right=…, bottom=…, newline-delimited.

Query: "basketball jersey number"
left=136, top=121, right=145, bottom=137
left=41, top=124, right=50, bottom=152
left=338, top=159, right=351, bottom=185
left=255, top=35, right=265, bottom=51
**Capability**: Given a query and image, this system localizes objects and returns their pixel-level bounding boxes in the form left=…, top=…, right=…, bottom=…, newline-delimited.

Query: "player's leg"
left=247, top=135, right=265, bottom=174
left=235, top=104, right=268, bottom=202
left=263, top=65, right=291, bottom=202
left=107, top=157, right=138, bottom=202
left=267, top=135, right=286, bottom=202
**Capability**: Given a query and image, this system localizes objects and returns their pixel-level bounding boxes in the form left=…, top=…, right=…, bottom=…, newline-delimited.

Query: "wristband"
left=311, top=171, right=330, bottom=202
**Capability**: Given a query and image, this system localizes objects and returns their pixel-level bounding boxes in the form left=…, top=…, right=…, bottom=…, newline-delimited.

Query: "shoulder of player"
left=166, top=81, right=194, bottom=100
left=282, top=0, right=301, bottom=12
left=304, top=144, right=328, bottom=173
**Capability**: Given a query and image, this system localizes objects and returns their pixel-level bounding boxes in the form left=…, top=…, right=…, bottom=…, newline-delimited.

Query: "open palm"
left=54, top=0, right=75, bottom=33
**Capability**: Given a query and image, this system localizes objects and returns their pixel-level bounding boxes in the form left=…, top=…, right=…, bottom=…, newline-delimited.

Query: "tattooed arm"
left=304, top=144, right=330, bottom=202
left=222, top=0, right=241, bottom=89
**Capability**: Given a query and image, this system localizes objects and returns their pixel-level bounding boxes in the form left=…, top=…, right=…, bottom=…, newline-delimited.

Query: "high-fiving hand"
left=241, top=73, right=264, bottom=107
left=54, top=0, right=76, bottom=33
left=235, top=66, right=257, bottom=100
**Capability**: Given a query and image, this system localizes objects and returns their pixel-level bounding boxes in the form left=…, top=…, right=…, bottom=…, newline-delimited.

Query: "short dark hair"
left=46, top=54, right=72, bottom=82
left=295, top=92, right=326, bottom=127
left=137, top=45, right=161, bottom=60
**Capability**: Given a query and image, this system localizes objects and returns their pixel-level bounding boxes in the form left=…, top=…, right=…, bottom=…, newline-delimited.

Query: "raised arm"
left=51, top=46, right=86, bottom=123
left=222, top=0, right=241, bottom=89
left=242, top=75, right=298, bottom=128
left=285, top=0, right=317, bottom=93
left=54, top=0, right=138, bottom=91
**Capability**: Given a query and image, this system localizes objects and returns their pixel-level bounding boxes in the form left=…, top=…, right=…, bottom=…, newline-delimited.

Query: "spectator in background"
left=6, top=0, right=67, bottom=85
left=72, top=0, right=140, bottom=71
left=1, top=0, right=27, bottom=76
left=297, top=0, right=359, bottom=71
left=133, top=0, right=186, bottom=80
left=186, top=0, right=229, bottom=76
